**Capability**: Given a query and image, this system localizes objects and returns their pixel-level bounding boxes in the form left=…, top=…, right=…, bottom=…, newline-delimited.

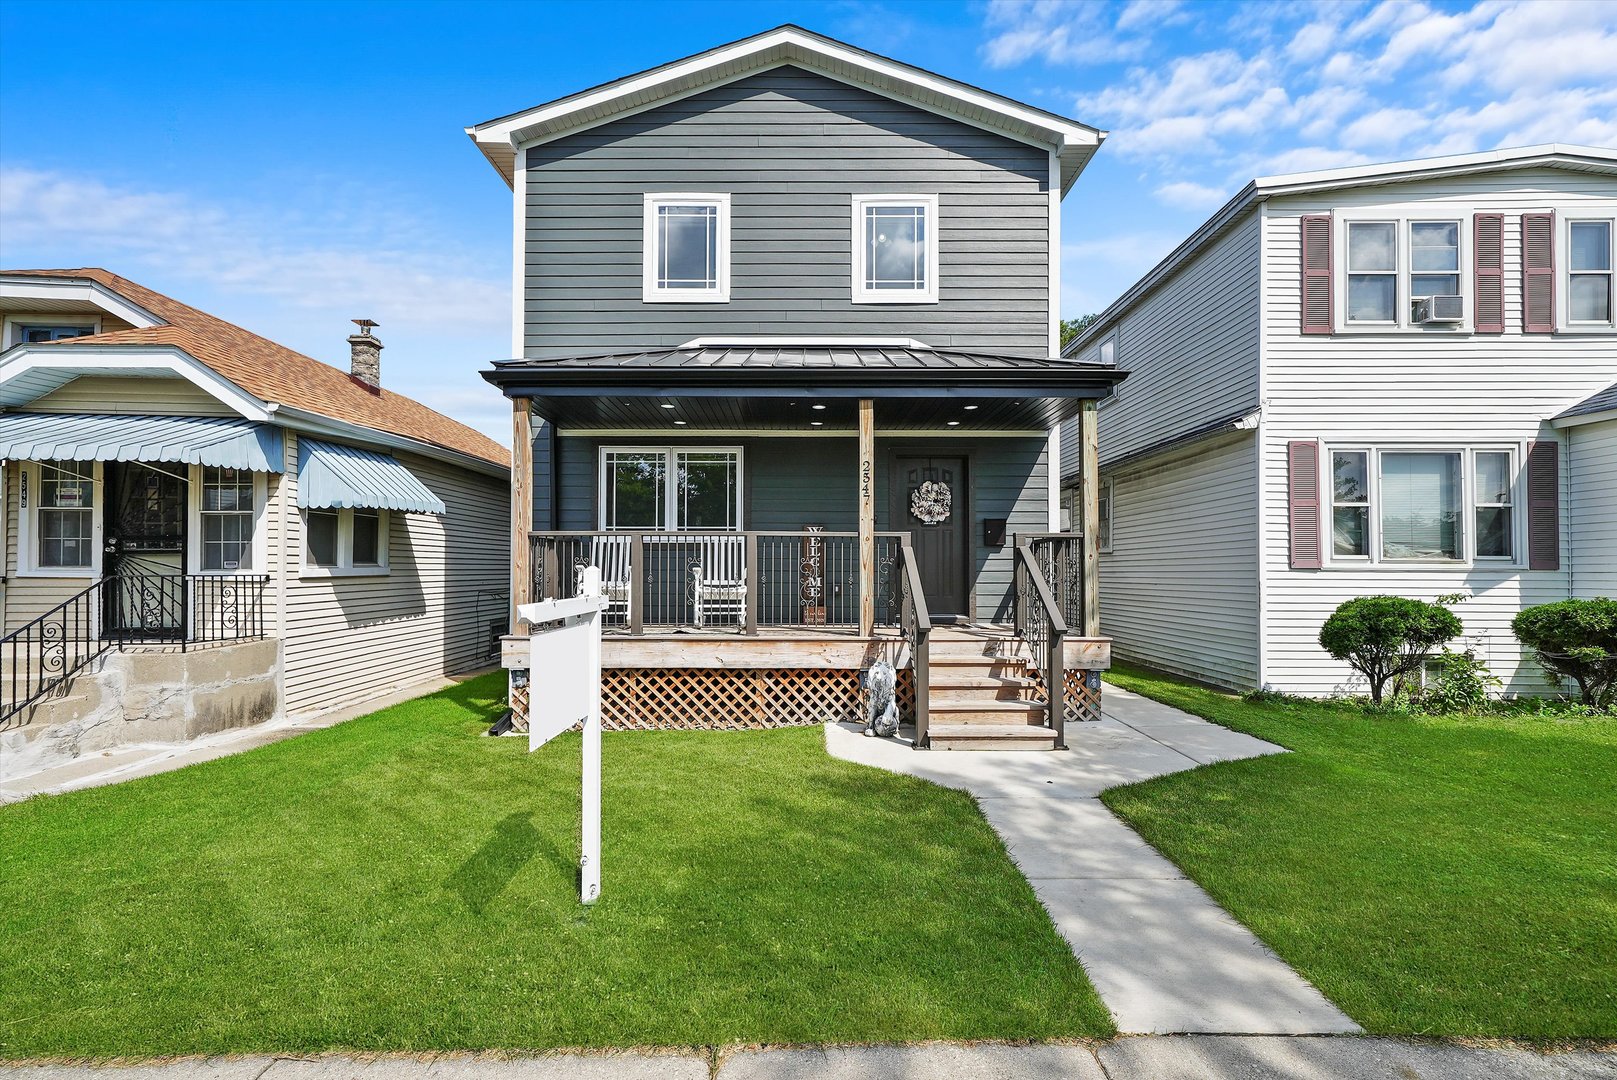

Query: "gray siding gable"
left=523, top=66, right=1052, bottom=357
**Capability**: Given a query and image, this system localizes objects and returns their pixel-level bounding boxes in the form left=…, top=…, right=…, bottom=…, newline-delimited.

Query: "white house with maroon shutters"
left=1059, top=144, right=1617, bottom=696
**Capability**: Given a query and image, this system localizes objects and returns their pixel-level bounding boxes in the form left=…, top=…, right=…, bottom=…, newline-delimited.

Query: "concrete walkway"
left=3, top=1039, right=1612, bottom=1079
left=0, top=672, right=478, bottom=803
left=826, top=685, right=1359, bottom=1035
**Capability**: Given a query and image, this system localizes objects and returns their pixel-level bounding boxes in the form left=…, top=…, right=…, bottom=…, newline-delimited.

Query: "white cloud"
left=1153, top=180, right=1229, bottom=210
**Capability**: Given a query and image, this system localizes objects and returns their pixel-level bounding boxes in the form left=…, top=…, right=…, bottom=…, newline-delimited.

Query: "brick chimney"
left=348, top=318, right=382, bottom=389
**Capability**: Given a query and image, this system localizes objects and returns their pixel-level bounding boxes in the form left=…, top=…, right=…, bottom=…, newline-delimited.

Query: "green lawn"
left=1102, top=663, right=1617, bottom=1039
left=0, top=673, right=1111, bottom=1058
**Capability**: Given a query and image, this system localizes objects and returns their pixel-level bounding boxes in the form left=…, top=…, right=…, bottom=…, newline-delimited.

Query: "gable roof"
left=467, top=24, right=1104, bottom=194
left=1554, top=382, right=1617, bottom=427
left=1064, top=143, right=1617, bottom=357
left=1, top=268, right=507, bottom=467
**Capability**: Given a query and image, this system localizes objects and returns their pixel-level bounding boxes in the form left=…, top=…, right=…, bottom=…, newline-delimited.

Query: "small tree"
left=1512, top=598, right=1617, bottom=708
left=1318, top=596, right=1463, bottom=705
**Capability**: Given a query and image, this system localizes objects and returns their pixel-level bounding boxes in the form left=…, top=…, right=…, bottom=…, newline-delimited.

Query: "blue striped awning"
left=0, top=412, right=283, bottom=472
left=297, top=438, right=445, bottom=514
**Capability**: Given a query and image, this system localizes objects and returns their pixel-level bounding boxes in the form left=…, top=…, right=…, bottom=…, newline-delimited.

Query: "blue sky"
left=3, top=0, right=1614, bottom=444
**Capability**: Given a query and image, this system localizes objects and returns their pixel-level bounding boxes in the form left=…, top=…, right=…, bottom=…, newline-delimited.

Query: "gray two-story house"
left=473, top=26, right=1124, bottom=749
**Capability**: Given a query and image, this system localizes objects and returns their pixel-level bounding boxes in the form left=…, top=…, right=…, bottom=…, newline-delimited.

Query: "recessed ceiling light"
left=964, top=405, right=979, bottom=411
left=812, top=403, right=826, bottom=410
left=660, top=403, right=676, bottom=409
left=810, top=421, right=823, bottom=427
left=947, top=420, right=961, bottom=427
left=673, top=419, right=688, bottom=426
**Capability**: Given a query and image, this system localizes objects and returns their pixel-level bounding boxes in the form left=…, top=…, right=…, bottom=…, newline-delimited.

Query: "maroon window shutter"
left=1526, top=440, right=1560, bottom=570
left=1522, top=212, right=1556, bottom=333
left=1300, top=215, right=1333, bottom=334
left=1288, top=441, right=1322, bottom=569
left=1473, top=213, right=1504, bottom=333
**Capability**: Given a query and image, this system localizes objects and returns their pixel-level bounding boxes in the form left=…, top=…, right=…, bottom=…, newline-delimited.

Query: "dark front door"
left=892, top=455, right=969, bottom=620
left=103, top=461, right=187, bottom=638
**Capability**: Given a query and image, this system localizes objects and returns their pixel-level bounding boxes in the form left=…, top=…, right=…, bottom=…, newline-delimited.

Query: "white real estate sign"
left=519, top=567, right=607, bottom=905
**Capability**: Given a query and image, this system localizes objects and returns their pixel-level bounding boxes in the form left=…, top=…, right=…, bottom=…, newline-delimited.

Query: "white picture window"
left=37, top=459, right=95, bottom=569
left=643, top=193, right=729, bottom=303
left=599, top=447, right=742, bottom=531
left=1322, top=446, right=1518, bottom=566
left=302, top=508, right=389, bottom=575
left=1567, top=219, right=1614, bottom=326
left=200, top=466, right=255, bottom=571
left=852, top=194, right=938, bottom=303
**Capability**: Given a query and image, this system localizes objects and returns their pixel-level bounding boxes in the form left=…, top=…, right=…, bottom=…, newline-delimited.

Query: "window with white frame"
left=852, top=194, right=938, bottom=303
left=643, top=193, right=729, bottom=302
left=37, top=459, right=95, bottom=569
left=200, top=466, right=255, bottom=571
left=1325, top=446, right=1517, bottom=565
left=600, top=447, right=741, bottom=531
left=1342, top=216, right=1465, bottom=327
left=1567, top=219, right=1614, bottom=326
left=303, top=507, right=389, bottom=573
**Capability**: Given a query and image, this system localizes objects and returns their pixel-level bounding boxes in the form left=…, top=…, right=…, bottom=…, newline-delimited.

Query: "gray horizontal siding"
left=550, top=434, right=1047, bottom=620
left=524, top=67, right=1051, bottom=356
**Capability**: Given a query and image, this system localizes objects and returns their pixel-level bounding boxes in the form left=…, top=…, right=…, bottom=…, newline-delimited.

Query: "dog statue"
left=864, top=660, right=900, bottom=738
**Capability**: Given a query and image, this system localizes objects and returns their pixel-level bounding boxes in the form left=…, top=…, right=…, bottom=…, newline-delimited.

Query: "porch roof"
left=0, top=412, right=283, bottom=472
left=483, top=345, right=1125, bottom=430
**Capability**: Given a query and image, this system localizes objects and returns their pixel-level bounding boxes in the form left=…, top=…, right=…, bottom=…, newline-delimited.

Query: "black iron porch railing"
left=1013, top=534, right=1083, bottom=750
left=528, top=530, right=908, bottom=634
left=894, top=538, right=932, bottom=748
left=1022, top=532, right=1085, bottom=633
left=2, top=572, right=271, bottom=725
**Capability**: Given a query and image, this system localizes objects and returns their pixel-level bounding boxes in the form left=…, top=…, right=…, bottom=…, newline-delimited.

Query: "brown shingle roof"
left=2, top=268, right=508, bottom=467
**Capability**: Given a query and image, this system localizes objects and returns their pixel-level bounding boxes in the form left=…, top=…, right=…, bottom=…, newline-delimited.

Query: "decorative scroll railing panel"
left=1013, top=540, right=1069, bottom=749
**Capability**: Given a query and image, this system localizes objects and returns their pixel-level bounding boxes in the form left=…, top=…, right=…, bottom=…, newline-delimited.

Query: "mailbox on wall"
left=983, top=518, right=1008, bottom=547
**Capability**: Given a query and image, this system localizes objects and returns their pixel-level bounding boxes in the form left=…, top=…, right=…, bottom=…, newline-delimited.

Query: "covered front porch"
left=485, top=343, right=1122, bottom=749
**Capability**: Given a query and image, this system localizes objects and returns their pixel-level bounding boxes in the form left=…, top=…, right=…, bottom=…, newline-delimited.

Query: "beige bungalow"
left=1, top=269, right=509, bottom=779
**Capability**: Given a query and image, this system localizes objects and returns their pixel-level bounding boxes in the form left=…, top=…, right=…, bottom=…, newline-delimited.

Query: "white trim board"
left=0, top=345, right=272, bottom=420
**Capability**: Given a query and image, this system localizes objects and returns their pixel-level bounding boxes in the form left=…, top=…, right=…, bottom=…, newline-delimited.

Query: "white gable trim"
left=469, top=27, right=1101, bottom=189
left=0, top=276, right=165, bottom=329
left=0, top=344, right=272, bottom=421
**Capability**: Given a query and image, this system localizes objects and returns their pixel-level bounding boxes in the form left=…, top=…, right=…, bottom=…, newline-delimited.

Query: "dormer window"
left=852, top=194, right=938, bottom=304
left=643, top=193, right=730, bottom=303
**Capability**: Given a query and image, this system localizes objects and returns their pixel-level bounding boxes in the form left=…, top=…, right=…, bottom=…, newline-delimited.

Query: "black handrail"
left=1, top=572, right=271, bottom=726
left=1014, top=543, right=1068, bottom=750
left=895, top=540, right=932, bottom=749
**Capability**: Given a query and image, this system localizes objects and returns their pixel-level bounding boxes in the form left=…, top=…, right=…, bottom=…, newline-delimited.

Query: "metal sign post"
left=518, top=566, right=607, bottom=904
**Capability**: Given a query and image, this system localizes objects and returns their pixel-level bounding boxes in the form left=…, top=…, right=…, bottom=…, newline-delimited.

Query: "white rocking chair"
left=578, top=534, right=633, bottom=620
left=691, top=533, right=747, bottom=629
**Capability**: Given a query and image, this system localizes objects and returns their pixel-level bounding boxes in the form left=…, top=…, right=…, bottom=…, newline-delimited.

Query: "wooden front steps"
left=924, top=627, right=1055, bottom=751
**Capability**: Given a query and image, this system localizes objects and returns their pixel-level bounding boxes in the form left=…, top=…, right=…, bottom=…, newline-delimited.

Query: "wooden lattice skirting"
left=600, top=668, right=915, bottom=730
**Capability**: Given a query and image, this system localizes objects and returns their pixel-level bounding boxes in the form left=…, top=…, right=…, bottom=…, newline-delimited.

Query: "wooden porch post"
left=1079, top=398, right=1101, bottom=637
left=511, top=398, right=533, bottom=634
left=858, top=398, right=875, bottom=638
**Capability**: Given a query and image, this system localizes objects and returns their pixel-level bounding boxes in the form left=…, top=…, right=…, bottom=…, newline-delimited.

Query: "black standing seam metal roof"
left=1558, top=382, right=1617, bottom=420
left=487, top=345, right=1121, bottom=373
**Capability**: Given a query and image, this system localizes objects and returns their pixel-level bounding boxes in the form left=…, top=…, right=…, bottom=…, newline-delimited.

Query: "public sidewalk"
left=826, top=685, right=1358, bottom=1035
left=3, top=1038, right=1612, bottom=1079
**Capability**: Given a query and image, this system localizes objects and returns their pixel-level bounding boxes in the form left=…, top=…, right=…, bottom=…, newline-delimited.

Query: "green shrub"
left=1318, top=596, right=1464, bottom=705
left=1419, top=649, right=1501, bottom=714
left=1512, top=598, right=1617, bottom=708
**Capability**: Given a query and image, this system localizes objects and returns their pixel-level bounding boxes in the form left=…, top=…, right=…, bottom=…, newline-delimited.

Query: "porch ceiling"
left=483, top=345, right=1125, bottom=431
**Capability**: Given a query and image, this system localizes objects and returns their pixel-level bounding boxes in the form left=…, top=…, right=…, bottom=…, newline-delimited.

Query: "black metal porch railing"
left=1023, top=532, right=1085, bottom=633
left=2, top=572, right=272, bottom=726
left=528, top=530, right=907, bottom=634
left=1014, top=539, right=1070, bottom=750
left=895, top=538, right=932, bottom=749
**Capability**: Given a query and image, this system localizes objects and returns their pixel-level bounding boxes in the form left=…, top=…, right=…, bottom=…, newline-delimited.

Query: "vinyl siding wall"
left=550, top=433, right=1047, bottom=619
left=277, top=432, right=509, bottom=716
left=522, top=66, right=1051, bottom=357
left=25, top=376, right=232, bottom=416
left=1568, top=418, right=1617, bottom=600
left=1099, top=431, right=1260, bottom=688
left=1061, top=212, right=1261, bottom=483
left=1258, top=169, right=1617, bottom=695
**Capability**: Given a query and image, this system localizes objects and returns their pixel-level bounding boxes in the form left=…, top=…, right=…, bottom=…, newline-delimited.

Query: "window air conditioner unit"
left=1413, top=294, right=1464, bottom=324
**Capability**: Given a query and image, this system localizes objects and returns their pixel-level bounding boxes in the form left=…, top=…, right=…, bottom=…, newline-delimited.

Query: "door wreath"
left=910, top=480, right=952, bottom=524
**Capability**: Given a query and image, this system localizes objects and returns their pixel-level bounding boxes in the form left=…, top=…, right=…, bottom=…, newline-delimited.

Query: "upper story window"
left=1344, top=218, right=1463, bottom=326
left=1568, top=219, right=1614, bottom=326
left=1346, top=222, right=1397, bottom=323
left=1408, top=221, right=1460, bottom=305
left=643, top=193, right=729, bottom=303
left=18, top=324, right=95, bottom=343
left=852, top=194, right=938, bottom=304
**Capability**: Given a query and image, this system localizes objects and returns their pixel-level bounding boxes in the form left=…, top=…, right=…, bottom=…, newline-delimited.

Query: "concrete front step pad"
left=928, top=723, right=1057, bottom=750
